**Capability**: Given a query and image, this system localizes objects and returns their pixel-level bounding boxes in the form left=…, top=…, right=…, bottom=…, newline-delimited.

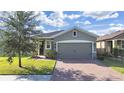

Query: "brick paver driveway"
left=51, top=59, right=124, bottom=81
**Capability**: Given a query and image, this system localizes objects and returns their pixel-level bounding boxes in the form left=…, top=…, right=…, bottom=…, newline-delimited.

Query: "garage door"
left=58, top=43, right=92, bottom=59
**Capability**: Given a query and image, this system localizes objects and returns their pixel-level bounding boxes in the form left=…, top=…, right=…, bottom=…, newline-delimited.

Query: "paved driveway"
left=51, top=59, right=124, bottom=81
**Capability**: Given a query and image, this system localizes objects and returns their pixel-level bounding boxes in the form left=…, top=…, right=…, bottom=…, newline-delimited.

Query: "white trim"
left=57, top=40, right=93, bottom=43
left=45, top=40, right=52, bottom=50
left=56, top=42, right=58, bottom=52
left=92, top=42, right=93, bottom=59
left=92, top=42, right=96, bottom=59
left=112, top=40, right=115, bottom=48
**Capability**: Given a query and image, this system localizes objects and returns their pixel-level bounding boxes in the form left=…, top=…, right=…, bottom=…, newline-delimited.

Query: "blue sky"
left=36, top=11, right=124, bottom=36
left=1, top=11, right=124, bottom=36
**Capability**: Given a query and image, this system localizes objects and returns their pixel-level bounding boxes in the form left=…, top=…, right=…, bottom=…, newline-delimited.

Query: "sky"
left=0, top=11, right=124, bottom=36
left=35, top=11, right=124, bottom=36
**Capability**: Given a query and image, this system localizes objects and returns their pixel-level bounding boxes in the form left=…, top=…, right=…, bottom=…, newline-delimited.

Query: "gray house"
left=33, top=27, right=98, bottom=59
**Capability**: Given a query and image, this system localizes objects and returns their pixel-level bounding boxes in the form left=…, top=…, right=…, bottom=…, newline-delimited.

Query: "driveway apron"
left=51, top=59, right=124, bottom=81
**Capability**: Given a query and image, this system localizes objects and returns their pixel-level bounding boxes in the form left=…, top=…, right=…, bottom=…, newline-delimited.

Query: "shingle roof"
left=41, top=30, right=64, bottom=37
left=31, top=30, right=64, bottom=37
left=31, top=30, right=43, bottom=35
left=97, top=30, right=124, bottom=41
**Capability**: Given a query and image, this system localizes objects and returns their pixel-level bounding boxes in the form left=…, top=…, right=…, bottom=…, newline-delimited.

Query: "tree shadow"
left=15, top=75, right=52, bottom=81
left=51, top=68, right=96, bottom=81
left=51, top=68, right=121, bottom=81
left=14, top=66, right=53, bottom=81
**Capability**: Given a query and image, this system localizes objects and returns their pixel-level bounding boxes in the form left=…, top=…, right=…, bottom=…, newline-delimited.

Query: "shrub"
left=113, top=48, right=118, bottom=57
left=97, top=53, right=105, bottom=60
left=113, top=48, right=124, bottom=57
left=97, top=56, right=104, bottom=60
left=45, top=50, right=57, bottom=59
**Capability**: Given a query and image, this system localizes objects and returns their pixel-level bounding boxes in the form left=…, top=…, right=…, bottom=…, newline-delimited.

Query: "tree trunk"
left=18, top=50, right=22, bottom=67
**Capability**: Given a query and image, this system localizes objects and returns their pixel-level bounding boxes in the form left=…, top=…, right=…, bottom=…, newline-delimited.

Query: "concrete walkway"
left=51, top=59, right=124, bottom=81
left=0, top=75, right=52, bottom=81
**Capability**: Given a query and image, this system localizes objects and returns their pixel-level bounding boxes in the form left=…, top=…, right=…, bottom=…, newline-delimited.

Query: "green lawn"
left=0, top=57, right=56, bottom=75
left=102, top=58, right=124, bottom=74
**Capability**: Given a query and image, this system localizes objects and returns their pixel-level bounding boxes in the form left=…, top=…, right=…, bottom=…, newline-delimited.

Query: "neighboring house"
left=97, top=30, right=124, bottom=56
left=33, top=27, right=98, bottom=59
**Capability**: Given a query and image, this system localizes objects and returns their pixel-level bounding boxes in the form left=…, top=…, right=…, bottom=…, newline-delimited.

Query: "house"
left=33, top=27, right=98, bottom=59
left=96, top=30, right=124, bottom=56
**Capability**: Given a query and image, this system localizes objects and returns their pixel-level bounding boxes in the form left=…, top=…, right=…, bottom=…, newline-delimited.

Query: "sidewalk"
left=0, top=75, right=52, bottom=81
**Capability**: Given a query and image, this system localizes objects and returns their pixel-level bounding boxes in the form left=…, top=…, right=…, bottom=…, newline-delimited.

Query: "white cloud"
left=35, top=25, right=44, bottom=30
left=89, top=30, right=101, bottom=35
left=109, top=26, right=124, bottom=31
left=109, top=23, right=115, bottom=26
left=76, top=21, right=81, bottom=24
left=43, top=29, right=61, bottom=33
left=76, top=20, right=91, bottom=25
left=49, top=11, right=81, bottom=20
left=64, top=14, right=81, bottom=20
left=109, top=23, right=124, bottom=31
left=83, top=11, right=119, bottom=20
left=83, top=21, right=91, bottom=25
left=48, top=11, right=64, bottom=20
left=36, top=11, right=68, bottom=27
left=109, top=23, right=124, bottom=27
left=37, top=11, right=82, bottom=27
left=89, top=29, right=112, bottom=36
left=89, top=23, right=124, bottom=36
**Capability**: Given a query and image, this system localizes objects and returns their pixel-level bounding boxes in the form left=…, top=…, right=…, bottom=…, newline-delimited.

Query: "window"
left=117, top=40, right=121, bottom=48
left=122, top=40, right=124, bottom=48
left=73, top=31, right=77, bottom=37
left=46, top=41, right=51, bottom=49
left=117, top=40, right=124, bottom=48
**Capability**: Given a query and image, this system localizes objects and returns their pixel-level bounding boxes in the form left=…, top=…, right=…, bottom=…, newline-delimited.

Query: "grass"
left=102, top=57, right=124, bottom=74
left=0, top=57, right=56, bottom=75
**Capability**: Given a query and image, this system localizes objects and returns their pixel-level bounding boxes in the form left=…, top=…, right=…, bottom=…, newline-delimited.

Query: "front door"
left=39, top=41, right=44, bottom=55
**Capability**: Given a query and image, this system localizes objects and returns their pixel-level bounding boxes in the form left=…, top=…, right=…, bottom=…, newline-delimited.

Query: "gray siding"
left=54, top=30, right=96, bottom=42
left=52, top=29, right=96, bottom=51
left=42, top=29, right=97, bottom=59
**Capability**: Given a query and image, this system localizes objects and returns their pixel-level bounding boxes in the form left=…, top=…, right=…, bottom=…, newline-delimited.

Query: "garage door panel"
left=58, top=43, right=92, bottom=59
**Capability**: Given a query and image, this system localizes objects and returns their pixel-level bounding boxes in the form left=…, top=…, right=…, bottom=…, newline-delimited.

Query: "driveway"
left=51, top=59, right=124, bottom=81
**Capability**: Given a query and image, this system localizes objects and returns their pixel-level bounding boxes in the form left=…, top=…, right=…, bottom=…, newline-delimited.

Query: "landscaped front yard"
left=102, top=57, right=124, bottom=74
left=0, top=57, right=56, bottom=75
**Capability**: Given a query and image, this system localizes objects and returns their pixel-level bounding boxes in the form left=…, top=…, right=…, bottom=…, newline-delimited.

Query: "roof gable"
left=33, top=27, right=98, bottom=38
left=51, top=27, right=98, bottom=38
